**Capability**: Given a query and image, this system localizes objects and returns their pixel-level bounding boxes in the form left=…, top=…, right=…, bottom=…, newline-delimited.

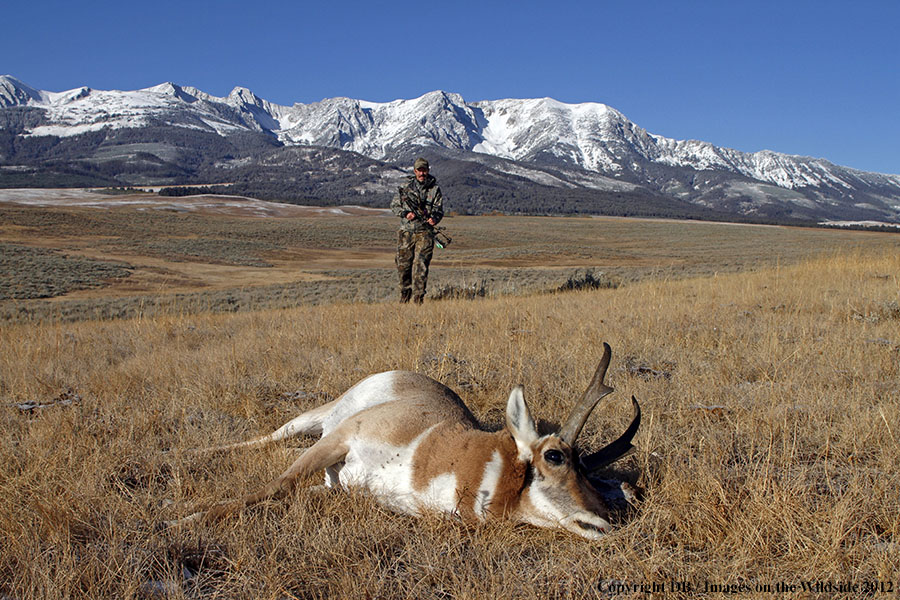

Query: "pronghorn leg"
left=198, top=399, right=339, bottom=454
left=181, top=435, right=349, bottom=524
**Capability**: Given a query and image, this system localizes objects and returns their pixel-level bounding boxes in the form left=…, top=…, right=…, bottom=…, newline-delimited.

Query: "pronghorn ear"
left=506, top=385, right=539, bottom=459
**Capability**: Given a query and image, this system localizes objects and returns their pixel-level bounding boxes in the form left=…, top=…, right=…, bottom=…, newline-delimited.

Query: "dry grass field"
left=1, top=193, right=899, bottom=598
left=3, top=190, right=899, bottom=322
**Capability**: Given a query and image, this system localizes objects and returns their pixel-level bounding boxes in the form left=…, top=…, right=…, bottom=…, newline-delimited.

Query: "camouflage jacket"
left=390, top=174, right=444, bottom=233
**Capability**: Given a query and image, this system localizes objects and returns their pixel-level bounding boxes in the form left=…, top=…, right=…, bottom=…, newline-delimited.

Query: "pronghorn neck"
left=411, top=426, right=527, bottom=520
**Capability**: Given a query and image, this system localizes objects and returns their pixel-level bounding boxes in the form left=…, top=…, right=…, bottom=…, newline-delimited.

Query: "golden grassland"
left=4, top=199, right=900, bottom=322
left=1, top=240, right=898, bottom=598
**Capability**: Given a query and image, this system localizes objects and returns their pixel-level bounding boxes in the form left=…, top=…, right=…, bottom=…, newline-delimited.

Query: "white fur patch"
left=525, top=486, right=564, bottom=526
left=420, top=472, right=459, bottom=515
left=322, top=371, right=406, bottom=435
left=475, top=450, right=504, bottom=518
left=524, top=486, right=611, bottom=539
left=337, top=424, right=439, bottom=516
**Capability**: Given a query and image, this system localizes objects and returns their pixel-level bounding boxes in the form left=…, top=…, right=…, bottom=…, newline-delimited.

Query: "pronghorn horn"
left=558, top=342, right=615, bottom=445
left=579, top=396, right=641, bottom=472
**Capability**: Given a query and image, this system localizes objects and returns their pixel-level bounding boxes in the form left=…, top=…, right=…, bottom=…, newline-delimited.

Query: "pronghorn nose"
left=564, top=511, right=612, bottom=539
left=575, top=519, right=609, bottom=534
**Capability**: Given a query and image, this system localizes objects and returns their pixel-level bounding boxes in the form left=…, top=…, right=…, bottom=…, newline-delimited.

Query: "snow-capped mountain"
left=2, top=74, right=898, bottom=223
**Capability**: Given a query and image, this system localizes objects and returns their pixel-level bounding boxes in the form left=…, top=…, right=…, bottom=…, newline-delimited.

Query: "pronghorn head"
left=505, top=343, right=640, bottom=539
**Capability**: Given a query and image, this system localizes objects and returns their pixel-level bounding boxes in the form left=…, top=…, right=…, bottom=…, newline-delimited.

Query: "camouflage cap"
left=413, top=157, right=429, bottom=171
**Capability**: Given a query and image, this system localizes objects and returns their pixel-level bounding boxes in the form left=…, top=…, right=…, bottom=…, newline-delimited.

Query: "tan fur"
left=411, top=427, right=525, bottom=519
left=347, top=398, right=475, bottom=448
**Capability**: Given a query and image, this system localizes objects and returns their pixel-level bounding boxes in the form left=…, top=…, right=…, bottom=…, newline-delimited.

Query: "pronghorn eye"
left=543, top=449, right=565, bottom=466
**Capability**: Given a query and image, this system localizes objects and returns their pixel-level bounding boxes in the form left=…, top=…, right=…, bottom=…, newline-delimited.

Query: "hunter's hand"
left=427, top=218, right=436, bottom=226
left=406, top=212, right=416, bottom=221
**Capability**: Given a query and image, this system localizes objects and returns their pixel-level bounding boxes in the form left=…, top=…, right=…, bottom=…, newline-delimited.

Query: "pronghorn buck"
left=180, top=343, right=640, bottom=539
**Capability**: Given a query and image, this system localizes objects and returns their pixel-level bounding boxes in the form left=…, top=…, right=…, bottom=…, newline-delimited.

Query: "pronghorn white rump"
left=181, top=343, right=640, bottom=539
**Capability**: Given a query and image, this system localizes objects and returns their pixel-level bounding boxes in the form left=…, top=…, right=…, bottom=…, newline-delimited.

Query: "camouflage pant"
left=396, top=230, right=434, bottom=303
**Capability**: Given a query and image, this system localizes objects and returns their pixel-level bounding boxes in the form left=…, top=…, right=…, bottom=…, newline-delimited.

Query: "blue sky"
left=5, top=0, right=898, bottom=174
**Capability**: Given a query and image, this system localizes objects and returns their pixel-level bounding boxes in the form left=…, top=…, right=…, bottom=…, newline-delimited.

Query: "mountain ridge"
left=2, top=75, right=898, bottom=224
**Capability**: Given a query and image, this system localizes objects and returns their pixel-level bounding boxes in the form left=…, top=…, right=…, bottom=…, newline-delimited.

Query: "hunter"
left=390, top=157, right=444, bottom=304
